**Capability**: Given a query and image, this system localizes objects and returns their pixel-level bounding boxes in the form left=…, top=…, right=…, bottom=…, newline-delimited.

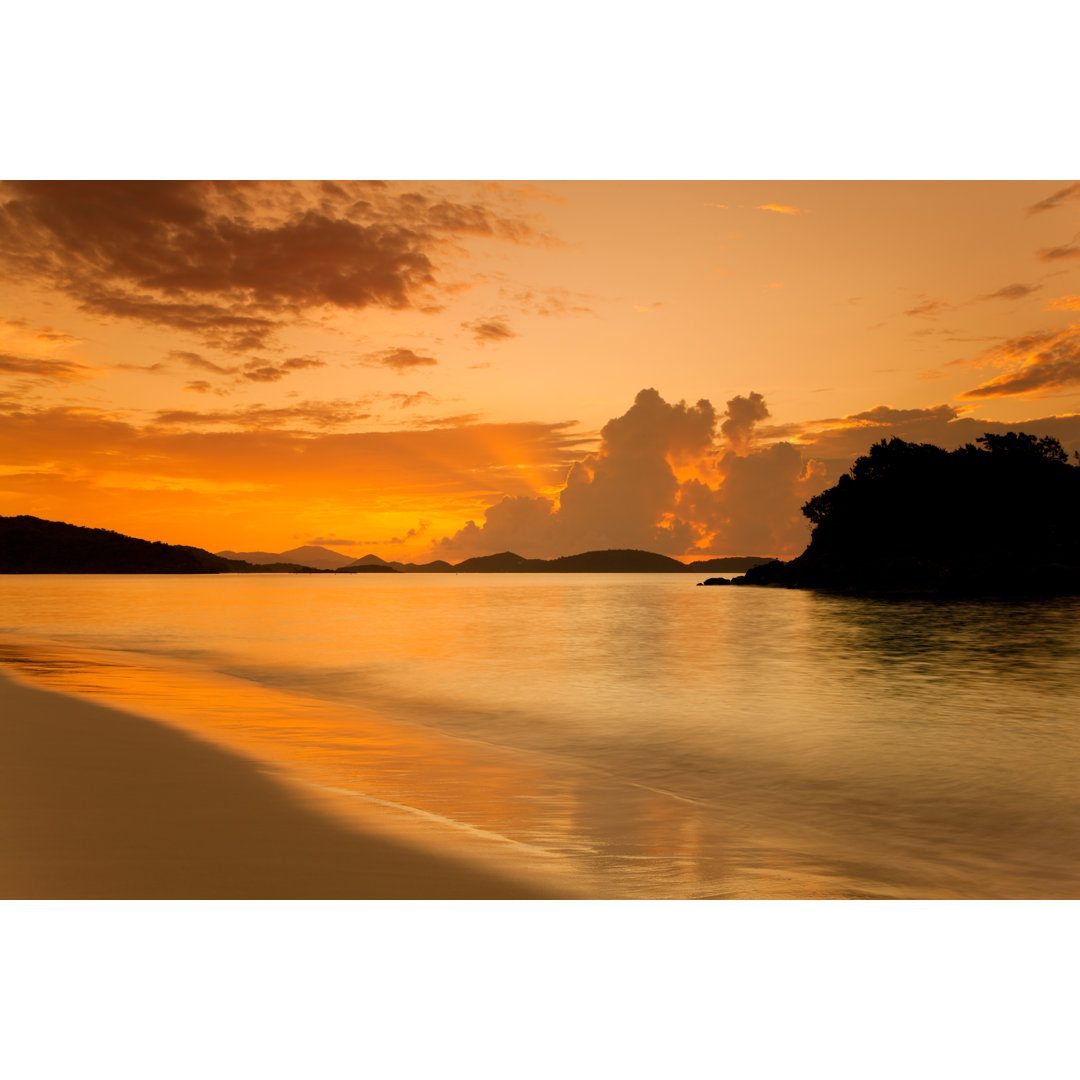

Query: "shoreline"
left=0, top=666, right=576, bottom=899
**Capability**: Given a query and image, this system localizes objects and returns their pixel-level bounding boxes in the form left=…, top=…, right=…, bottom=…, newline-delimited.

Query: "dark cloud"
left=164, top=349, right=325, bottom=384
left=80, top=290, right=278, bottom=351
left=1038, top=237, right=1080, bottom=262
left=1028, top=183, right=1080, bottom=214
left=797, top=406, right=1080, bottom=467
left=239, top=357, right=326, bottom=383
left=172, top=351, right=235, bottom=376
left=959, top=327, right=1080, bottom=398
left=359, top=347, right=438, bottom=370
left=0, top=352, right=92, bottom=381
left=904, top=299, right=949, bottom=317
left=981, top=283, right=1041, bottom=301
left=462, top=317, right=516, bottom=344
left=848, top=404, right=960, bottom=425
left=0, top=181, right=544, bottom=352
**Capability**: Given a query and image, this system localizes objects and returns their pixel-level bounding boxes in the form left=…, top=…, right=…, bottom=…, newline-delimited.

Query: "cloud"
left=0, top=181, right=545, bottom=352
left=981, top=283, right=1041, bottom=301
left=795, top=404, right=1080, bottom=467
left=0, top=316, right=81, bottom=347
left=720, top=391, right=770, bottom=453
left=152, top=399, right=370, bottom=430
left=163, top=349, right=326, bottom=384
left=703, top=443, right=826, bottom=556
left=359, top=347, right=438, bottom=370
left=503, top=287, right=595, bottom=318
left=240, top=357, right=326, bottom=383
left=847, top=404, right=960, bottom=425
left=387, top=391, right=435, bottom=408
left=633, top=301, right=666, bottom=313
left=462, top=317, right=516, bottom=344
left=1028, top=183, right=1080, bottom=214
left=756, top=204, right=808, bottom=215
left=1046, top=296, right=1080, bottom=311
left=479, top=183, right=572, bottom=207
left=1038, top=235, right=1080, bottom=262
left=703, top=202, right=729, bottom=209
left=80, top=290, right=279, bottom=351
left=0, top=405, right=584, bottom=505
left=959, top=326, right=1080, bottom=398
left=435, top=388, right=827, bottom=560
left=0, top=352, right=92, bottom=381
left=904, top=299, right=949, bottom=318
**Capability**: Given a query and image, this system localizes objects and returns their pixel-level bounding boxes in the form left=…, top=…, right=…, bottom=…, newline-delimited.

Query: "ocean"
left=2, top=572, right=1078, bottom=898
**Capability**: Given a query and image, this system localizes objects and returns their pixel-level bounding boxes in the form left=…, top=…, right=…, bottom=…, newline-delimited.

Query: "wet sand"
left=0, top=669, right=570, bottom=899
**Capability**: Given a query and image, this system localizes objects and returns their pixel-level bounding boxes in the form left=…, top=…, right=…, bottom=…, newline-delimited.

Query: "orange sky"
left=2, top=180, right=1079, bottom=560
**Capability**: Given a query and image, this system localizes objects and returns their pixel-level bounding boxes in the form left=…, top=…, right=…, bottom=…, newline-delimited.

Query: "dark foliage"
left=740, top=433, right=1080, bottom=594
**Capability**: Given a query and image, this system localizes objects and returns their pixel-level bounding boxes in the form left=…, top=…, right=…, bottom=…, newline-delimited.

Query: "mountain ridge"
left=2, top=516, right=775, bottom=575
left=215, top=545, right=356, bottom=570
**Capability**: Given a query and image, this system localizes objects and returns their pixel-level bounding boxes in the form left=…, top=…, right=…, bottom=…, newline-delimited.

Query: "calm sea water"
left=2, top=573, right=1079, bottom=898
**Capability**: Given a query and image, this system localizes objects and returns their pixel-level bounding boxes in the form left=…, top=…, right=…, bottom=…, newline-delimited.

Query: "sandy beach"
left=0, top=667, right=570, bottom=899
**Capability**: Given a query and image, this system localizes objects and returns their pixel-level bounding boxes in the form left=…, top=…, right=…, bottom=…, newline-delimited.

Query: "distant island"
left=0, top=516, right=324, bottom=574
left=711, top=433, right=1080, bottom=595
left=0, top=515, right=773, bottom=575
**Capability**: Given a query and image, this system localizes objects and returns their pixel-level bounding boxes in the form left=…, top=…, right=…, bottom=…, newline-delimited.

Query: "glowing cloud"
left=435, top=388, right=826, bottom=560
left=959, top=326, right=1080, bottom=398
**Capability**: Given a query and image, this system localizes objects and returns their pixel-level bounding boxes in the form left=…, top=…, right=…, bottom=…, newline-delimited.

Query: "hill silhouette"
left=736, top=433, right=1080, bottom=594
left=3, top=516, right=775, bottom=576
left=217, top=545, right=356, bottom=569
left=353, top=550, right=773, bottom=573
left=0, top=516, right=319, bottom=574
left=544, top=549, right=688, bottom=572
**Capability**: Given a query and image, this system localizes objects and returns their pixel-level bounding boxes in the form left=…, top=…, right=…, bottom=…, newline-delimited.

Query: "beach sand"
left=0, top=668, right=571, bottom=899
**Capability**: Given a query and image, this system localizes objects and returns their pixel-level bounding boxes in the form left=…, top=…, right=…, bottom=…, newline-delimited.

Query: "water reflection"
left=2, top=574, right=1079, bottom=897
left=814, top=592, right=1080, bottom=687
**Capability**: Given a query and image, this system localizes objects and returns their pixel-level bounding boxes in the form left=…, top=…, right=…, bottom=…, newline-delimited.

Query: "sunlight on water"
left=2, top=573, right=1079, bottom=897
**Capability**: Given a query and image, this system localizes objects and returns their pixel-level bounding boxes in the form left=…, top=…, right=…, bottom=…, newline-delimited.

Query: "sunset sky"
left=2, top=179, right=1079, bottom=561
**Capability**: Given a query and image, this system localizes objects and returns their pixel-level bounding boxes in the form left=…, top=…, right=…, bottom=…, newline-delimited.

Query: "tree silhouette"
left=741, top=433, right=1080, bottom=594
